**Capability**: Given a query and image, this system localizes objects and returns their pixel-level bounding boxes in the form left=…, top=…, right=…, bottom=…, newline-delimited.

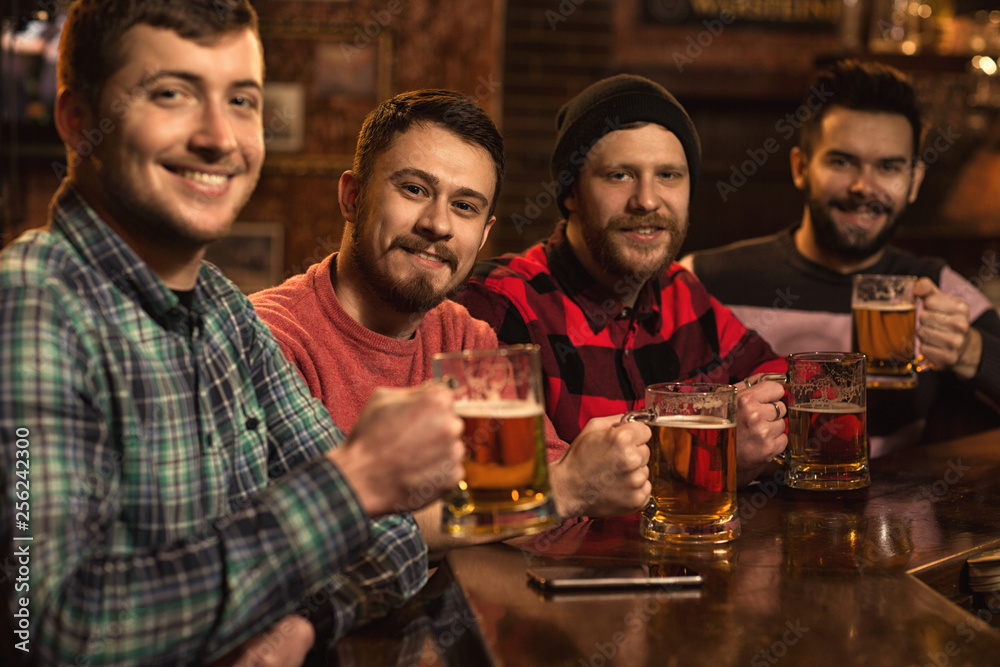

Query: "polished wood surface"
left=322, top=429, right=1000, bottom=666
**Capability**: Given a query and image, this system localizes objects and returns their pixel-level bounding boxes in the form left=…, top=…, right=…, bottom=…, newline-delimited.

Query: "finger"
left=918, top=327, right=965, bottom=356
left=636, top=442, right=651, bottom=467
left=616, top=441, right=650, bottom=472
left=613, top=420, right=651, bottom=447
left=587, top=414, right=627, bottom=430
left=913, top=276, right=938, bottom=298
left=920, top=311, right=968, bottom=336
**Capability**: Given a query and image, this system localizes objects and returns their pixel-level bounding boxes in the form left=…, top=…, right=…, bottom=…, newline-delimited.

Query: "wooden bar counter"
left=323, top=428, right=1000, bottom=666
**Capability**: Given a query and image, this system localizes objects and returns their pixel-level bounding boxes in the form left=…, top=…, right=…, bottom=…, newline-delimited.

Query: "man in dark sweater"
left=682, top=59, right=1000, bottom=456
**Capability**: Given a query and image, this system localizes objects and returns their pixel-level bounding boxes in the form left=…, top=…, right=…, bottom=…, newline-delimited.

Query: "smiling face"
left=339, top=122, right=496, bottom=319
left=65, top=24, right=264, bottom=255
left=792, top=107, right=924, bottom=268
left=564, top=123, right=690, bottom=296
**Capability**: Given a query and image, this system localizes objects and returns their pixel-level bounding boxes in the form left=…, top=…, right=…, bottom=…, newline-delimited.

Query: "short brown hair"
left=59, top=0, right=260, bottom=110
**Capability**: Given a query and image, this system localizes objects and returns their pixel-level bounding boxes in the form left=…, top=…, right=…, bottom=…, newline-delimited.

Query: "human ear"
left=338, top=171, right=362, bottom=223
left=789, top=147, right=808, bottom=191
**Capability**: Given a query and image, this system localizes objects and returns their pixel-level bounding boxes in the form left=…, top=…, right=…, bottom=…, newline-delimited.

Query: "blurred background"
left=2, top=0, right=998, bottom=303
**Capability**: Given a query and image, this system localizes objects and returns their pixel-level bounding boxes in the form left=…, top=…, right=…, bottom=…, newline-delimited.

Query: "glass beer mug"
left=432, top=345, right=558, bottom=537
left=851, top=274, right=919, bottom=388
left=764, top=352, right=870, bottom=491
left=621, top=383, right=740, bottom=544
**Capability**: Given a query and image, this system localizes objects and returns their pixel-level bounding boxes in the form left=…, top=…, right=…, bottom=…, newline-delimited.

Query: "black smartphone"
left=526, top=564, right=703, bottom=591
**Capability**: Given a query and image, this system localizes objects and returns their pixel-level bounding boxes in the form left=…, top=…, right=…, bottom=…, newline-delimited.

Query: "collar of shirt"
left=544, top=222, right=663, bottom=335
left=51, top=182, right=212, bottom=332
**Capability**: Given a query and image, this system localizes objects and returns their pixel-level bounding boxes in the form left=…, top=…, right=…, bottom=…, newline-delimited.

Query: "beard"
left=580, top=211, right=689, bottom=281
left=806, top=187, right=907, bottom=261
left=347, top=201, right=463, bottom=314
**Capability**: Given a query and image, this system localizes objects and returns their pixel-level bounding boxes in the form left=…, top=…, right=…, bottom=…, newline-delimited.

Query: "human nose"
left=848, top=163, right=879, bottom=198
left=190, top=100, right=238, bottom=158
left=627, top=176, right=661, bottom=214
left=416, top=197, right=453, bottom=239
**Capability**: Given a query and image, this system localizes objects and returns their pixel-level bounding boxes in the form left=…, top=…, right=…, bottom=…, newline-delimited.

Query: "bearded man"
left=682, top=59, right=1000, bottom=454
left=455, top=74, right=789, bottom=486
left=252, top=89, right=665, bottom=552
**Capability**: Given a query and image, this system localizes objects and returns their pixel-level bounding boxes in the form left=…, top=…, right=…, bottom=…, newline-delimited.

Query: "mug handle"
left=619, top=409, right=655, bottom=426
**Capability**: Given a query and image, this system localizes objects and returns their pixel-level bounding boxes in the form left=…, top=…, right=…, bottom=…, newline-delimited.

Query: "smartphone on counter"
left=526, top=564, right=703, bottom=591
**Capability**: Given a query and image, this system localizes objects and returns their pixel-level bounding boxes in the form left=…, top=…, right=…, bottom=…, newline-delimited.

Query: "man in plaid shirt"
left=0, top=1, right=464, bottom=664
left=457, top=74, right=789, bottom=486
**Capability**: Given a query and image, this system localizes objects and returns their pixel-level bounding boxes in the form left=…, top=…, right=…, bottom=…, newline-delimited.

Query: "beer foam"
left=454, top=400, right=544, bottom=419
left=854, top=301, right=915, bottom=312
left=791, top=403, right=865, bottom=414
left=652, top=415, right=733, bottom=429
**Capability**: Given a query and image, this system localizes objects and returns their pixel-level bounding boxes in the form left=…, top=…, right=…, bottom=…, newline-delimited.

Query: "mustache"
left=607, top=212, right=682, bottom=232
left=389, top=235, right=459, bottom=271
left=831, top=196, right=894, bottom=217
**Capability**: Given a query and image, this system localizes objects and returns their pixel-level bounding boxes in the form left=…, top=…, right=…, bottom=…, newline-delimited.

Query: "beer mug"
left=432, top=345, right=557, bottom=537
left=851, top=274, right=918, bottom=388
left=621, top=383, right=739, bottom=544
left=763, top=352, right=870, bottom=491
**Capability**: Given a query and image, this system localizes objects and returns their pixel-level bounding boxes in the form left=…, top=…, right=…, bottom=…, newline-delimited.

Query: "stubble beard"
left=348, top=200, right=462, bottom=315
left=97, top=159, right=257, bottom=251
left=581, top=211, right=689, bottom=282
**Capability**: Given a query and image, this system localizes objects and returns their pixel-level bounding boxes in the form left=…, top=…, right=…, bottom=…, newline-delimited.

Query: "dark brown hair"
left=799, top=59, right=924, bottom=159
left=58, top=0, right=260, bottom=110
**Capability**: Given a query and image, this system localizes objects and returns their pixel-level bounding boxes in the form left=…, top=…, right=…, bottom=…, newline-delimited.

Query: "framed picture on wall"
left=204, top=222, right=284, bottom=294
left=262, top=82, right=306, bottom=153
left=259, top=22, right=393, bottom=158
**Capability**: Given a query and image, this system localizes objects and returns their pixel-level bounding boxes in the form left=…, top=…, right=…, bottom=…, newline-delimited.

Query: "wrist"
left=327, top=447, right=389, bottom=518
left=548, top=458, right=583, bottom=518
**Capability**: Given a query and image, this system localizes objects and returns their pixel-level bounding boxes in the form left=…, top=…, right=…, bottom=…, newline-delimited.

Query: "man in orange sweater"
left=251, top=90, right=653, bottom=552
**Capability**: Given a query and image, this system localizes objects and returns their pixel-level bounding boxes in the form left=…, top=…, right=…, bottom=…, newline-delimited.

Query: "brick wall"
left=491, top=0, right=615, bottom=256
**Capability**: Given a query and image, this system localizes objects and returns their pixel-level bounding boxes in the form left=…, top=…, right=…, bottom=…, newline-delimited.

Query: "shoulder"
left=0, top=228, right=110, bottom=322
left=685, top=232, right=786, bottom=277
left=468, top=241, right=560, bottom=302
left=661, top=262, right=720, bottom=312
left=423, top=298, right=499, bottom=346
left=2, top=227, right=85, bottom=288
left=682, top=230, right=808, bottom=307
left=249, top=265, right=324, bottom=333
left=469, top=244, right=550, bottom=284
left=879, top=246, right=948, bottom=280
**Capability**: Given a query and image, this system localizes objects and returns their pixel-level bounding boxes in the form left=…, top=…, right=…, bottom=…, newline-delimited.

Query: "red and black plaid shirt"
left=456, top=224, right=785, bottom=442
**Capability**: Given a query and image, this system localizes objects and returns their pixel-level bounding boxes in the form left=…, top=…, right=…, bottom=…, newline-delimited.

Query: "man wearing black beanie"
left=457, top=74, right=789, bottom=486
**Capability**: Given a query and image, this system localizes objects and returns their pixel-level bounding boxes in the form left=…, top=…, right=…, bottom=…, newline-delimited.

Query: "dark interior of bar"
left=2, top=0, right=1000, bottom=665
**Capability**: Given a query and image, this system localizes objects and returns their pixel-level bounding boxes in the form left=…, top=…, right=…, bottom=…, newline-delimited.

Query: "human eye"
left=879, top=161, right=906, bottom=175
left=606, top=171, right=629, bottom=182
left=826, top=155, right=853, bottom=169
left=152, top=87, right=183, bottom=102
left=231, top=93, right=260, bottom=111
left=402, top=183, right=426, bottom=197
left=453, top=200, right=480, bottom=216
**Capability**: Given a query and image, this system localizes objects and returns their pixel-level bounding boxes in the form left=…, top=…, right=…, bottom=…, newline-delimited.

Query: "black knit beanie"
left=550, top=74, right=701, bottom=217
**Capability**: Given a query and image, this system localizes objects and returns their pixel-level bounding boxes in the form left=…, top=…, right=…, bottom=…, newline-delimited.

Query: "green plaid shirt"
left=0, top=183, right=427, bottom=664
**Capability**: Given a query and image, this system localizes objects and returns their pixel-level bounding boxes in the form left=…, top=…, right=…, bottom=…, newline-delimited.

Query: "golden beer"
left=787, top=403, right=869, bottom=490
left=853, top=301, right=916, bottom=376
left=642, top=414, right=737, bottom=540
left=445, top=400, right=553, bottom=535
